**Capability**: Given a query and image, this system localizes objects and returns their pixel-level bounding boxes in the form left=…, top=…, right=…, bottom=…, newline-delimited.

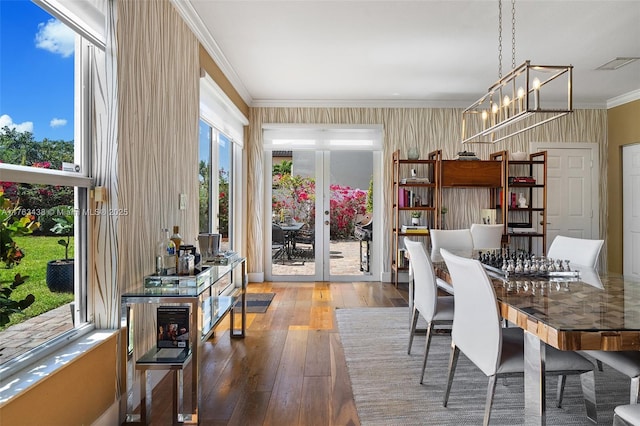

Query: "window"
left=198, top=120, right=234, bottom=252
left=199, top=71, right=248, bottom=255
left=0, top=1, right=96, bottom=372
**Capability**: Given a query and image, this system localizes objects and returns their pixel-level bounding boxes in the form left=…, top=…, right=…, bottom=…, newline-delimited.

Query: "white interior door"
left=623, top=144, right=640, bottom=278
left=531, top=143, right=599, bottom=254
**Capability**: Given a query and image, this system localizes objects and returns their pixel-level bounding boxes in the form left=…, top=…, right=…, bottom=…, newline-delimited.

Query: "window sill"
left=0, top=328, right=118, bottom=406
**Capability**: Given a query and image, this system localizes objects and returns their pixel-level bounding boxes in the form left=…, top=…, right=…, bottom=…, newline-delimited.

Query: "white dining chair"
left=430, top=229, right=473, bottom=263
left=440, top=249, right=597, bottom=425
left=614, top=403, right=640, bottom=425
left=547, top=235, right=604, bottom=267
left=404, top=238, right=454, bottom=384
left=429, top=229, right=473, bottom=294
left=546, top=236, right=633, bottom=397
left=470, top=223, right=504, bottom=251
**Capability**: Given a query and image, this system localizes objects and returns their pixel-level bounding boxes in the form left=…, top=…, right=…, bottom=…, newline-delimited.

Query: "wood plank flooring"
left=142, top=281, right=408, bottom=426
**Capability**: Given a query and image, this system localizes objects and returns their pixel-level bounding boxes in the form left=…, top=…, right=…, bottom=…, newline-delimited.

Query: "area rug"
left=234, top=292, right=275, bottom=313
left=336, top=307, right=629, bottom=425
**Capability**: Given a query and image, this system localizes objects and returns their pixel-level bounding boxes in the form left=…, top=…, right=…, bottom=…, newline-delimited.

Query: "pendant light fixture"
left=461, top=0, right=573, bottom=144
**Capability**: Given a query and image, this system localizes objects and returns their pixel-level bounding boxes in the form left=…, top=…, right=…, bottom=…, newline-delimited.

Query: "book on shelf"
left=508, top=226, right=537, bottom=234
left=398, top=188, right=422, bottom=208
left=509, top=176, right=536, bottom=184
left=401, top=225, right=429, bottom=234
left=157, top=306, right=190, bottom=349
left=400, top=177, right=430, bottom=184
left=397, top=249, right=407, bottom=268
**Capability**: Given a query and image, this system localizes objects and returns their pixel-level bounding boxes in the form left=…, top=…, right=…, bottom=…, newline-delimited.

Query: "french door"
left=264, top=126, right=382, bottom=282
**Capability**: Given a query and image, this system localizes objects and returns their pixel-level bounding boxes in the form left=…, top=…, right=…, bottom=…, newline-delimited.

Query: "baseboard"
left=248, top=272, right=264, bottom=283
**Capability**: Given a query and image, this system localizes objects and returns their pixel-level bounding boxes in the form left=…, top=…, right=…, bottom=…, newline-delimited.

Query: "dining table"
left=434, top=258, right=640, bottom=425
left=274, top=222, right=304, bottom=259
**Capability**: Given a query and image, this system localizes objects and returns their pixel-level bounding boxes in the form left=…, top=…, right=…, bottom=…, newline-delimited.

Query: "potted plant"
left=46, top=205, right=74, bottom=293
left=411, top=211, right=421, bottom=225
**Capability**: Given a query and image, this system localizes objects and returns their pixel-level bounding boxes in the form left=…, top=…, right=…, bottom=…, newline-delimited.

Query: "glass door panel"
left=327, top=151, right=373, bottom=279
left=270, top=150, right=318, bottom=278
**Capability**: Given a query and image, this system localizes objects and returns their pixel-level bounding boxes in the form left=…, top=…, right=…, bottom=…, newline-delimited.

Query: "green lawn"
left=0, top=236, right=75, bottom=330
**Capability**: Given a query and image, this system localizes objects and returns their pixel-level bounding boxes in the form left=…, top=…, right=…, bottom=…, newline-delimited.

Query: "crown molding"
left=251, top=99, right=474, bottom=109
left=251, top=98, right=608, bottom=110
left=170, top=0, right=253, bottom=106
left=607, top=89, right=640, bottom=109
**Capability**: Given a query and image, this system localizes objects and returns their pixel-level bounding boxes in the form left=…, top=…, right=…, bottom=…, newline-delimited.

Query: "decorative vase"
left=407, top=146, right=419, bottom=160
left=518, top=193, right=528, bottom=208
left=411, top=217, right=420, bottom=225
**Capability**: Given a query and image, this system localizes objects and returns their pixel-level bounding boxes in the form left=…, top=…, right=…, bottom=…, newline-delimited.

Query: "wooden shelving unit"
left=391, top=149, right=546, bottom=284
left=491, top=150, right=547, bottom=255
left=391, top=150, right=438, bottom=286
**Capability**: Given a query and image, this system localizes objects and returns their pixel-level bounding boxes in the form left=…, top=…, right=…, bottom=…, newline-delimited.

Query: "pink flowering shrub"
left=272, top=174, right=367, bottom=239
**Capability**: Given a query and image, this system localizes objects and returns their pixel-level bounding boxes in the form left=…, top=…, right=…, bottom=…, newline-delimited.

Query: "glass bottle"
left=170, top=226, right=182, bottom=252
left=161, top=228, right=176, bottom=275
left=170, top=226, right=182, bottom=273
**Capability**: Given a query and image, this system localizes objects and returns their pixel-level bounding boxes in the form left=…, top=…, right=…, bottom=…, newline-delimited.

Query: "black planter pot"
left=46, top=260, right=74, bottom=293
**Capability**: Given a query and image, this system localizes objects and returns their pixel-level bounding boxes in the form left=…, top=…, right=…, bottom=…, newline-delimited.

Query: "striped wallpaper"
left=115, top=0, right=199, bottom=366
left=247, top=108, right=607, bottom=274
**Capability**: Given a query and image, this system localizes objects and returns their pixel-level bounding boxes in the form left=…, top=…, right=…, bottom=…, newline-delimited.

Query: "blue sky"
left=0, top=0, right=75, bottom=141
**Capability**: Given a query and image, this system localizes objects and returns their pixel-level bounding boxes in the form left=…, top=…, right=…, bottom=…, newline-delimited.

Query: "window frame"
left=0, top=10, right=95, bottom=376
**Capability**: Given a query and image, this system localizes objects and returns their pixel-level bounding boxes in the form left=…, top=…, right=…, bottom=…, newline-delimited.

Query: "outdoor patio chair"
left=272, top=224, right=287, bottom=264
left=293, top=224, right=315, bottom=259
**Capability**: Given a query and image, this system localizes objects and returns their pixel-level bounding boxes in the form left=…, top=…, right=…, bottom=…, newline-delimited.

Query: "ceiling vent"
left=596, top=57, right=640, bottom=70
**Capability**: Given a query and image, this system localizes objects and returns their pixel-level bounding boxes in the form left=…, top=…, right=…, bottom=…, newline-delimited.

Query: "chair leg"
left=556, top=375, right=567, bottom=408
left=408, top=307, right=419, bottom=354
left=419, top=322, right=434, bottom=385
left=443, top=343, right=459, bottom=407
left=483, top=375, right=498, bottom=426
left=630, top=376, right=639, bottom=405
left=580, top=370, right=598, bottom=423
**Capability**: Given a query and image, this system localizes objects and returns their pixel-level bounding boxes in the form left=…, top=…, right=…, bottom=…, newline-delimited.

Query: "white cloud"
left=50, top=118, right=67, bottom=128
left=35, top=19, right=75, bottom=58
left=0, top=114, right=34, bottom=133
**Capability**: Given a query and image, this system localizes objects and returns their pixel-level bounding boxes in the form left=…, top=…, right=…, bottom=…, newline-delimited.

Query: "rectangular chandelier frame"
left=461, top=60, right=573, bottom=144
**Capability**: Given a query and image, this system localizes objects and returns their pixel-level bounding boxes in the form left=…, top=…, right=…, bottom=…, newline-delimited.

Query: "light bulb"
left=503, top=95, right=511, bottom=118
left=532, top=78, right=541, bottom=110
left=532, top=78, right=541, bottom=90
left=517, top=87, right=525, bottom=112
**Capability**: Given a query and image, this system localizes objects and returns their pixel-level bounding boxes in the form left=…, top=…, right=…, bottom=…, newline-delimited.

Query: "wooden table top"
left=435, top=262, right=640, bottom=351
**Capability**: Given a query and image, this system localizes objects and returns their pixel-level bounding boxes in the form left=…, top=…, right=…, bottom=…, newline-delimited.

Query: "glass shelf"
left=137, top=348, right=191, bottom=367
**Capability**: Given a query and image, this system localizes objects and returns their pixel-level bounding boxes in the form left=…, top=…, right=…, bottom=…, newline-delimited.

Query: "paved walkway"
left=271, top=239, right=367, bottom=276
left=0, top=303, right=74, bottom=366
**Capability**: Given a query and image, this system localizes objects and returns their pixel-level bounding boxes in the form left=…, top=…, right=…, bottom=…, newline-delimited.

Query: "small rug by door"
left=235, top=292, right=275, bottom=313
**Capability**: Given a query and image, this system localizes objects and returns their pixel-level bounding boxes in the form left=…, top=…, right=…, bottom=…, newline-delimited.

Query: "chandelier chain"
left=511, top=0, right=516, bottom=70
left=498, top=0, right=503, bottom=78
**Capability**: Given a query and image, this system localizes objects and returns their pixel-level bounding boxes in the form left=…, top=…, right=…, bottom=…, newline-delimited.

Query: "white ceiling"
left=183, top=0, right=640, bottom=108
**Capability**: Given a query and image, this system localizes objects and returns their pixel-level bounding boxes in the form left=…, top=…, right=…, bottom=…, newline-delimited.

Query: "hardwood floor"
left=143, top=281, right=408, bottom=426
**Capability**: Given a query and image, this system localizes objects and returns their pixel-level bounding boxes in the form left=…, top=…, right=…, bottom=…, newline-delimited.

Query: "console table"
left=121, top=257, right=246, bottom=424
